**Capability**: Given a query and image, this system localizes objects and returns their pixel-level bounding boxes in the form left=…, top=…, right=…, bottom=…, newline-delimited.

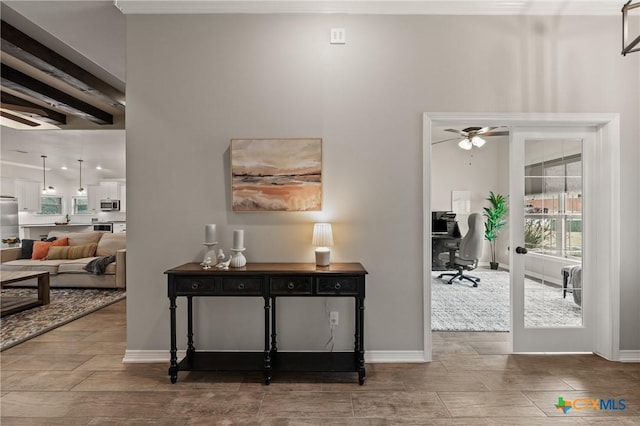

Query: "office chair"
left=438, top=212, right=484, bottom=287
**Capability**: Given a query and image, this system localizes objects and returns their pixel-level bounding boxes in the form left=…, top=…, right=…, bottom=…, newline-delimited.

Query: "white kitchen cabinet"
left=15, top=180, right=41, bottom=212
left=87, top=184, right=101, bottom=213
left=100, top=181, right=121, bottom=200
left=113, top=223, right=126, bottom=233
left=1, top=177, right=16, bottom=197
left=119, top=185, right=126, bottom=212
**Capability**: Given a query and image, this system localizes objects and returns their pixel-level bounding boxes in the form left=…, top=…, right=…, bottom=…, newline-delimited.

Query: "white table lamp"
left=312, top=223, right=334, bottom=266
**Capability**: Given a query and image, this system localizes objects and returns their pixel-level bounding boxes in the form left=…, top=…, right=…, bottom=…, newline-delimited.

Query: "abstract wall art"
left=231, top=138, right=322, bottom=211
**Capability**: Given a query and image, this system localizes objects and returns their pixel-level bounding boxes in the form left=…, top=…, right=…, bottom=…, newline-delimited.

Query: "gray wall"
left=126, top=14, right=639, bottom=353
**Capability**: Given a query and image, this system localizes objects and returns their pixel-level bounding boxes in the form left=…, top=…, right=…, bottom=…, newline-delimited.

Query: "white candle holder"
left=201, top=242, right=218, bottom=269
left=229, top=248, right=247, bottom=268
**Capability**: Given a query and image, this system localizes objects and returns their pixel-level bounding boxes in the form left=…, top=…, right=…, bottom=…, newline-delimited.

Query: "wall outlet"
left=330, top=28, right=346, bottom=44
left=329, top=311, right=339, bottom=326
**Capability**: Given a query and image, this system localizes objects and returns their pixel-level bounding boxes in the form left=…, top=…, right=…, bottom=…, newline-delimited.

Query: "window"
left=73, top=196, right=88, bottom=214
left=40, top=195, right=62, bottom=215
left=524, top=153, right=582, bottom=259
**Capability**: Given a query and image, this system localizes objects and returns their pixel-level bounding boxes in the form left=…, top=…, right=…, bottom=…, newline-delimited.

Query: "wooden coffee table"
left=0, top=270, right=50, bottom=317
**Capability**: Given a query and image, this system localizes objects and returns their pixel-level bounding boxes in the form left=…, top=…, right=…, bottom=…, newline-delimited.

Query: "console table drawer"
left=270, top=277, right=313, bottom=295
left=317, top=277, right=359, bottom=295
left=175, top=277, right=217, bottom=294
left=221, top=277, right=263, bottom=295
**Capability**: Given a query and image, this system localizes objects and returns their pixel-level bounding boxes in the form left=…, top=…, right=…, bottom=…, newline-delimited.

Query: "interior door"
left=510, top=128, right=596, bottom=352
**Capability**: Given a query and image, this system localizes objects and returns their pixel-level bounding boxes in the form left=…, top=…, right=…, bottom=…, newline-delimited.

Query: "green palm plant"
left=483, top=191, right=508, bottom=269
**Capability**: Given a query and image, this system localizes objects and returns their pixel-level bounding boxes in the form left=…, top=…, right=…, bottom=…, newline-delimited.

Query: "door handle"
left=515, top=246, right=528, bottom=254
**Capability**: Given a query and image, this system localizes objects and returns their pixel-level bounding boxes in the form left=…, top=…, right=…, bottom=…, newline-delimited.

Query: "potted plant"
left=483, top=191, right=508, bottom=270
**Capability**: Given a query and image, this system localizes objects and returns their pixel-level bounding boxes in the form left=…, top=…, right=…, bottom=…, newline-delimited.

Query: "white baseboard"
left=365, top=350, right=426, bottom=363
left=123, top=350, right=182, bottom=363
left=124, top=348, right=638, bottom=364
left=618, top=350, right=640, bottom=362
left=123, top=349, right=427, bottom=364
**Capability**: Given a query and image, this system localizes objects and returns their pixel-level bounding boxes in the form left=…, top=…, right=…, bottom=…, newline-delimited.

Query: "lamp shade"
left=458, top=138, right=473, bottom=150
left=312, top=223, right=334, bottom=247
left=471, top=136, right=486, bottom=147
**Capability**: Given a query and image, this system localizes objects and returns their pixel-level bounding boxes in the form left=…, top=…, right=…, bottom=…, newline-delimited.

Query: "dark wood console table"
left=165, top=262, right=367, bottom=385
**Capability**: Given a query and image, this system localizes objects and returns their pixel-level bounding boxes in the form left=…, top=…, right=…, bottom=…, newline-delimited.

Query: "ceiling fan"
left=433, top=126, right=509, bottom=150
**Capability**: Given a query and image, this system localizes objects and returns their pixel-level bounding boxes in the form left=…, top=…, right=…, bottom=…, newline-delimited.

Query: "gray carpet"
left=0, top=288, right=126, bottom=351
left=431, top=269, right=582, bottom=332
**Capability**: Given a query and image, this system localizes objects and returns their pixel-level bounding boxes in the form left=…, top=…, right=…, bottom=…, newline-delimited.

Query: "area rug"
left=0, top=288, right=126, bottom=351
left=431, top=270, right=582, bottom=332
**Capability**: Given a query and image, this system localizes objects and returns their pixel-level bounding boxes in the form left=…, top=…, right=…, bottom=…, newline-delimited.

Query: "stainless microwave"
left=100, top=200, right=120, bottom=211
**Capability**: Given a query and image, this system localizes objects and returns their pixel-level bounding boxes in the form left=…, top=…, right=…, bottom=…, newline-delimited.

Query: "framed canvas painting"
left=231, top=138, right=322, bottom=211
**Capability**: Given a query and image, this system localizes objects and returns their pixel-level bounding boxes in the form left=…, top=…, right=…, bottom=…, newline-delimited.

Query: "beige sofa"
left=1, top=231, right=126, bottom=289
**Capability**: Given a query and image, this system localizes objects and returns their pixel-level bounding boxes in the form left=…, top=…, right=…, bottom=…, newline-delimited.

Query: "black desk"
left=432, top=235, right=460, bottom=270
left=165, top=262, right=368, bottom=385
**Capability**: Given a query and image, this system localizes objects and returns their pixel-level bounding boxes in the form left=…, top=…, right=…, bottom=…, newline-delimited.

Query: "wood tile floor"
left=1, top=300, right=639, bottom=424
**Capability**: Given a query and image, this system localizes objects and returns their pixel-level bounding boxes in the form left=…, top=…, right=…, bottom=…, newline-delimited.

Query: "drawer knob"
left=334, top=282, right=341, bottom=290
left=238, top=283, right=245, bottom=290
left=191, top=282, right=199, bottom=290
left=287, top=282, right=295, bottom=290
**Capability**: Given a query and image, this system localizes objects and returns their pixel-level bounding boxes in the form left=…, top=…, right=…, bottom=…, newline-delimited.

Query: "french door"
left=510, top=127, right=597, bottom=352
left=424, top=112, right=620, bottom=361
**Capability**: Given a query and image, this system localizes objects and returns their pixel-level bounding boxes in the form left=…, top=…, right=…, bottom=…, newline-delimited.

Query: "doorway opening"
left=430, top=125, right=511, bottom=335
left=423, top=112, right=621, bottom=362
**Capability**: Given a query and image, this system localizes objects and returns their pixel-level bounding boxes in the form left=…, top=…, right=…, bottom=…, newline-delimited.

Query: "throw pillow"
left=19, top=239, right=35, bottom=259
left=19, top=237, right=57, bottom=259
left=45, top=243, right=98, bottom=260
left=31, top=238, right=69, bottom=260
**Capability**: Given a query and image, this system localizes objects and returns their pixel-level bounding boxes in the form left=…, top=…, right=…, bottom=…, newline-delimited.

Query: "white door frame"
left=423, top=112, right=621, bottom=362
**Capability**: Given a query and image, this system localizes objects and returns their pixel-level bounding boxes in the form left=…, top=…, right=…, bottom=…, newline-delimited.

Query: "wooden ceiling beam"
left=1, top=91, right=67, bottom=125
left=0, top=110, right=40, bottom=127
left=1, top=20, right=125, bottom=111
left=1, top=64, right=113, bottom=125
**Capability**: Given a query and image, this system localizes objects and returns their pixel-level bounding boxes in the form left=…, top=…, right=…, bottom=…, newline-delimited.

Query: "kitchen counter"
left=20, top=224, right=93, bottom=240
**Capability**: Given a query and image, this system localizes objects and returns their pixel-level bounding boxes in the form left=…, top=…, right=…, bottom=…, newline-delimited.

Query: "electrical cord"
left=324, top=298, right=335, bottom=352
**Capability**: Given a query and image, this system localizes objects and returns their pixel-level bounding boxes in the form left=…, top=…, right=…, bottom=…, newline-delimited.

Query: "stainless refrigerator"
left=1, top=196, right=20, bottom=242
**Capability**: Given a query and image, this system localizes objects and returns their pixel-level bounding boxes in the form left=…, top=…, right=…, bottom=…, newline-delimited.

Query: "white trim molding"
left=366, top=350, right=426, bottom=363
left=123, top=349, right=184, bottom=363
left=124, top=349, right=427, bottom=364
left=617, top=350, right=640, bottom=363
left=125, top=348, right=637, bottom=364
left=114, top=0, right=622, bottom=16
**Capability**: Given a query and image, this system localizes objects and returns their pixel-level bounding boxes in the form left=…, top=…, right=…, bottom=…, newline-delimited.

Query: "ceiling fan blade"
left=475, top=126, right=500, bottom=134
left=483, top=130, right=509, bottom=137
left=432, top=137, right=462, bottom=145
left=444, top=128, right=466, bottom=136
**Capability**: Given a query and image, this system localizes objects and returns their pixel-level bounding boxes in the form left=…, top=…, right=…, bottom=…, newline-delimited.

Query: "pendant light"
left=41, top=155, right=54, bottom=193
left=77, top=159, right=85, bottom=194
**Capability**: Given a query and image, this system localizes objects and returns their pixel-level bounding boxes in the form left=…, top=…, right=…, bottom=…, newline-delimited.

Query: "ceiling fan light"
left=458, top=138, right=473, bottom=150
left=472, top=136, right=486, bottom=147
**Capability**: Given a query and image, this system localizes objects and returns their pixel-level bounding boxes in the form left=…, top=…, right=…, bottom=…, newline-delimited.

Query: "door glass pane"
left=524, top=139, right=583, bottom=327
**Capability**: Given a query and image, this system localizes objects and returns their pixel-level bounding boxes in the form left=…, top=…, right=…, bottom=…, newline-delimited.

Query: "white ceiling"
left=0, top=126, right=126, bottom=181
